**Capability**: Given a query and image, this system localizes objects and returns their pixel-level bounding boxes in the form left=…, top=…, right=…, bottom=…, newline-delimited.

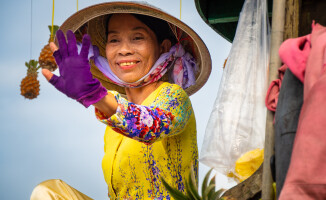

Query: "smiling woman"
left=105, top=14, right=168, bottom=85
left=30, top=2, right=211, bottom=200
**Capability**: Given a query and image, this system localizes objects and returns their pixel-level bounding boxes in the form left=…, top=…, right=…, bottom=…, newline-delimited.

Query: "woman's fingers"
left=51, top=43, right=62, bottom=67
left=56, top=30, right=68, bottom=58
left=67, top=30, right=78, bottom=56
left=42, top=68, right=54, bottom=81
left=80, top=34, right=91, bottom=58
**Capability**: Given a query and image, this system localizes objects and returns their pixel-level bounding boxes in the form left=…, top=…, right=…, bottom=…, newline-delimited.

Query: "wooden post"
left=284, top=0, right=300, bottom=39
left=262, top=0, right=286, bottom=199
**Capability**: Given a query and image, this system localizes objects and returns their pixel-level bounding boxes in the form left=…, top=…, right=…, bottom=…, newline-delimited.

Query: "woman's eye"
left=133, top=36, right=144, bottom=40
left=108, top=39, right=119, bottom=43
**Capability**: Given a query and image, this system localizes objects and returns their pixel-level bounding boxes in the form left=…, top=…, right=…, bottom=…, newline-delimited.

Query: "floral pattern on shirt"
left=96, top=83, right=197, bottom=199
left=96, top=84, right=192, bottom=145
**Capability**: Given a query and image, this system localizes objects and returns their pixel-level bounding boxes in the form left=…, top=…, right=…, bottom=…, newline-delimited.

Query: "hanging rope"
left=77, top=0, right=78, bottom=11
left=30, top=0, right=33, bottom=59
left=180, top=0, right=182, bottom=19
left=51, top=0, right=55, bottom=40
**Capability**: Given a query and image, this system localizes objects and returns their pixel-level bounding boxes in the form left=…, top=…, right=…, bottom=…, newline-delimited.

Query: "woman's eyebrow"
left=108, top=30, right=119, bottom=35
left=107, top=26, right=148, bottom=35
left=132, top=27, right=148, bottom=32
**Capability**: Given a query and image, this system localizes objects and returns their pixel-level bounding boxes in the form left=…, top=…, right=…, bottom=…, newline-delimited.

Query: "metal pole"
left=262, top=0, right=286, bottom=199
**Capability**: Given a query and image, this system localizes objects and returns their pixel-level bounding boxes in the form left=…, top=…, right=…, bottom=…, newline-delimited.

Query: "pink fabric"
left=279, top=22, right=326, bottom=200
left=279, top=34, right=311, bottom=83
left=304, top=23, right=326, bottom=101
left=265, top=64, right=287, bottom=112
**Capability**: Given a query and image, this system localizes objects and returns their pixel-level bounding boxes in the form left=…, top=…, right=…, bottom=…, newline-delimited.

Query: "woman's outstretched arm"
left=95, top=84, right=193, bottom=145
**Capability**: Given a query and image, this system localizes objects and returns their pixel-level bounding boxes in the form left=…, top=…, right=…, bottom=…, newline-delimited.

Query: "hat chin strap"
left=77, top=43, right=198, bottom=89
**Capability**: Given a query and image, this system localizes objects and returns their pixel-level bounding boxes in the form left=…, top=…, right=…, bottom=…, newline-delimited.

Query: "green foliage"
left=25, top=59, right=40, bottom=71
left=48, top=25, right=60, bottom=35
left=161, top=168, right=225, bottom=200
left=161, top=178, right=189, bottom=199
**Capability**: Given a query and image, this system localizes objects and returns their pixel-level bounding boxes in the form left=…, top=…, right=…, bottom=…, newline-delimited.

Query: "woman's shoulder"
left=159, top=82, right=188, bottom=98
left=150, top=82, right=191, bottom=108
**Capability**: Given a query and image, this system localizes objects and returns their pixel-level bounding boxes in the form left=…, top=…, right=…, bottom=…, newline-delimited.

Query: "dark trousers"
left=274, top=69, right=303, bottom=199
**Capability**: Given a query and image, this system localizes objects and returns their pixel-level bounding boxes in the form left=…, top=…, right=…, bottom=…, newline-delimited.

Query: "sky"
left=0, top=0, right=233, bottom=199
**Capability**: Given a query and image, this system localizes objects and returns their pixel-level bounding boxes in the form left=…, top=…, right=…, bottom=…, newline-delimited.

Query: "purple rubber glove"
left=49, top=30, right=107, bottom=108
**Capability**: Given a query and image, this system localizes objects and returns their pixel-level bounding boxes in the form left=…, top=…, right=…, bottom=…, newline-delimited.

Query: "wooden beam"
left=208, top=17, right=240, bottom=23
left=262, top=0, right=286, bottom=199
left=284, top=0, right=300, bottom=39
left=262, top=0, right=300, bottom=199
left=222, top=165, right=263, bottom=200
left=208, top=13, right=272, bottom=24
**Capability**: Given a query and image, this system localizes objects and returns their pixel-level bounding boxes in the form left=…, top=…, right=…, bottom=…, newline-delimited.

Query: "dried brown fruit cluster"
left=39, top=25, right=59, bottom=72
left=20, top=60, right=41, bottom=99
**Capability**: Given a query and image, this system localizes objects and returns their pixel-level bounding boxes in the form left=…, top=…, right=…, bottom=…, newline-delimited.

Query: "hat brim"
left=59, top=2, right=211, bottom=96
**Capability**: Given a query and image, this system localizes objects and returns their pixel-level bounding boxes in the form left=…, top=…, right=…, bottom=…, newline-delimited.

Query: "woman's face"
left=106, top=14, right=161, bottom=83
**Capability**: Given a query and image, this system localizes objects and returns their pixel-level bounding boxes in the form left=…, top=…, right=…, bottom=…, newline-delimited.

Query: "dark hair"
left=105, top=14, right=177, bottom=45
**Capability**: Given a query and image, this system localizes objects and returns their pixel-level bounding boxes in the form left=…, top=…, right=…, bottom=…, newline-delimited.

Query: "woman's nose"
left=118, top=41, right=134, bottom=56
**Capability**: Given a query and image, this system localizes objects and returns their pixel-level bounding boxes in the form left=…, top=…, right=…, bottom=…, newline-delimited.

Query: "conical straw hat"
left=59, top=2, right=211, bottom=96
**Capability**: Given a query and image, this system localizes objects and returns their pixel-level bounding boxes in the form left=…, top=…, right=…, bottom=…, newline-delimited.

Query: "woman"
left=31, top=2, right=211, bottom=200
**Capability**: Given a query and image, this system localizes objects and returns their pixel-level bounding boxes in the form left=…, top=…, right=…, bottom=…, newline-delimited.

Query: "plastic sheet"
left=200, top=0, right=270, bottom=179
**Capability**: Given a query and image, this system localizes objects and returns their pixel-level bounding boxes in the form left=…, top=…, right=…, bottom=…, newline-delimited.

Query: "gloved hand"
left=49, top=30, right=107, bottom=107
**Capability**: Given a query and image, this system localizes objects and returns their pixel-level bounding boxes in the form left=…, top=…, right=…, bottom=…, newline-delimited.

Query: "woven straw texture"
left=59, top=2, right=211, bottom=96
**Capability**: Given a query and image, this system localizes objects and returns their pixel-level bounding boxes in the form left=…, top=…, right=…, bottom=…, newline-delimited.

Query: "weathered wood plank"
left=222, top=165, right=263, bottom=200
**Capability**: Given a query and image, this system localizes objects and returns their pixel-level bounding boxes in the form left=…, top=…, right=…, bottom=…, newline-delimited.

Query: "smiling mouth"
left=119, top=61, right=139, bottom=67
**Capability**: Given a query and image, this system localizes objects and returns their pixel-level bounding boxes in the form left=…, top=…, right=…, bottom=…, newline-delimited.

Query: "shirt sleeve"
left=95, top=85, right=193, bottom=145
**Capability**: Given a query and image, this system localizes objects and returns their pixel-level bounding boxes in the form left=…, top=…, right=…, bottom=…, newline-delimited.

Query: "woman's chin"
left=120, top=77, right=141, bottom=84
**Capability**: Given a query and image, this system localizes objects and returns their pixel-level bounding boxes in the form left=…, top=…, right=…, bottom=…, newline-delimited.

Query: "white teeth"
left=120, top=62, right=136, bottom=66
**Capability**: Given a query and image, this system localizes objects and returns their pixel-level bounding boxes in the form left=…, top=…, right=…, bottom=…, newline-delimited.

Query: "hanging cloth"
left=279, top=22, right=326, bottom=200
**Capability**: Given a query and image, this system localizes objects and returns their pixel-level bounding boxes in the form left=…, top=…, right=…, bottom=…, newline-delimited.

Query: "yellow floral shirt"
left=95, top=82, right=198, bottom=199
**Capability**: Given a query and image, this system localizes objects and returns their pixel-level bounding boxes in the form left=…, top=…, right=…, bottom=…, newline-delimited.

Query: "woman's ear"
left=160, top=39, right=172, bottom=54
